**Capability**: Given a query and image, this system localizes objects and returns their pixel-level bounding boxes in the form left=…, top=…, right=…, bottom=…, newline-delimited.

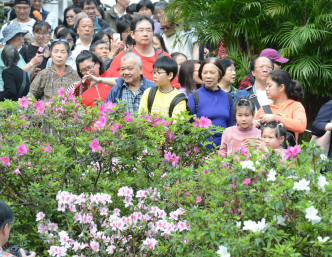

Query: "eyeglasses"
left=160, top=26, right=172, bottom=31
left=255, top=65, right=273, bottom=71
left=83, top=6, right=96, bottom=11
left=134, top=28, right=153, bottom=34
left=53, top=38, right=68, bottom=42
left=152, top=71, right=167, bottom=76
left=80, top=63, right=96, bottom=74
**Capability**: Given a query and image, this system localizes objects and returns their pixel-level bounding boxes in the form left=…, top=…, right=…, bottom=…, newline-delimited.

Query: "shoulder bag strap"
left=17, top=70, right=28, bottom=97
left=48, top=70, right=54, bottom=96
left=262, top=105, right=273, bottom=114
left=147, top=86, right=158, bottom=114
left=247, top=86, right=260, bottom=110
left=192, top=90, right=199, bottom=113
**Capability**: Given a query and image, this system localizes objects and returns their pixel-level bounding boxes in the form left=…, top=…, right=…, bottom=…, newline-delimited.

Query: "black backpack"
left=147, top=87, right=193, bottom=117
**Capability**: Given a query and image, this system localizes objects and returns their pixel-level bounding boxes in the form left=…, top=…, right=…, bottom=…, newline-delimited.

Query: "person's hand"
left=259, top=114, right=274, bottom=124
left=83, top=74, right=100, bottom=85
left=109, top=41, right=125, bottom=59
left=241, top=138, right=250, bottom=148
left=43, top=44, right=50, bottom=58
left=203, top=47, right=209, bottom=56
left=30, top=54, right=43, bottom=67
left=255, top=138, right=268, bottom=152
left=20, top=249, right=36, bottom=257
left=253, top=119, right=261, bottom=128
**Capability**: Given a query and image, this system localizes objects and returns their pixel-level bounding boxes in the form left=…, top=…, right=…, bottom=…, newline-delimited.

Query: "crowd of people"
left=0, top=0, right=331, bottom=159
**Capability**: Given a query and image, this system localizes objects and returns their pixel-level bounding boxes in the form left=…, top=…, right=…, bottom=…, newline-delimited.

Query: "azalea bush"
left=1, top=92, right=332, bottom=256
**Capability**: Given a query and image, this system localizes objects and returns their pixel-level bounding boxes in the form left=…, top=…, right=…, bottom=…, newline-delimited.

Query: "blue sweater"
left=188, top=85, right=234, bottom=147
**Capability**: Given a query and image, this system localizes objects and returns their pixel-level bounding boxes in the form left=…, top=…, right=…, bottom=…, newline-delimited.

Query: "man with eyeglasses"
left=80, top=0, right=109, bottom=33
left=106, top=16, right=180, bottom=89
left=234, top=56, right=274, bottom=111
left=0, top=0, right=35, bottom=41
left=0, top=200, right=36, bottom=257
left=159, top=14, right=199, bottom=60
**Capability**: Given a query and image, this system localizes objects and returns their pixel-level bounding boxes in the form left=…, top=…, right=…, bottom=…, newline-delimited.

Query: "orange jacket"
left=255, top=99, right=307, bottom=142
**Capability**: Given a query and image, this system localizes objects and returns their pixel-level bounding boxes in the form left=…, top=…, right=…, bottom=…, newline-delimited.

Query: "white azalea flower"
left=320, top=154, right=328, bottom=161
left=318, top=236, right=329, bottom=243
left=273, top=215, right=286, bottom=226
left=267, top=169, right=276, bottom=182
left=318, top=175, right=329, bottom=192
left=243, top=218, right=267, bottom=233
left=305, top=206, right=322, bottom=224
left=293, top=179, right=310, bottom=191
left=217, top=245, right=231, bottom=257
left=241, top=160, right=255, bottom=171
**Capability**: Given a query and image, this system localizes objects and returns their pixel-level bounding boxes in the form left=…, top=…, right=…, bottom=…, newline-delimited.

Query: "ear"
left=130, top=31, right=135, bottom=41
left=280, top=83, right=286, bottom=93
left=251, top=69, right=256, bottom=78
left=280, top=136, right=285, bottom=143
left=139, top=65, right=143, bottom=75
left=168, top=72, right=174, bottom=81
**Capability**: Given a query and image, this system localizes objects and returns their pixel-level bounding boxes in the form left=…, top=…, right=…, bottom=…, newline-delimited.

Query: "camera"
left=5, top=245, right=30, bottom=257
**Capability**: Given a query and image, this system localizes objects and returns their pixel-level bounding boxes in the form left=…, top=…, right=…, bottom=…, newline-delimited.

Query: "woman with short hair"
left=0, top=45, right=30, bottom=101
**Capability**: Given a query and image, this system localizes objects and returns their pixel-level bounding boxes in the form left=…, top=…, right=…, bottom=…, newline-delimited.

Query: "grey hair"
left=1, top=45, right=20, bottom=67
left=121, top=52, right=142, bottom=68
left=155, top=1, right=168, bottom=11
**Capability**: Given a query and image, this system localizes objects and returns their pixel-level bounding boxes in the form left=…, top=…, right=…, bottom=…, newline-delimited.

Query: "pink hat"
left=259, top=48, right=289, bottom=63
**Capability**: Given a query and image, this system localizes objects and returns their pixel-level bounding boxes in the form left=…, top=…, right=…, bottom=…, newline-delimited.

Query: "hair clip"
left=53, top=38, right=68, bottom=42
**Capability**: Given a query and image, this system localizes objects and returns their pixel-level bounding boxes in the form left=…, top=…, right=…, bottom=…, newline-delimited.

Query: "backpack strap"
left=262, top=105, right=273, bottom=114
left=147, top=86, right=158, bottom=114
left=192, top=90, right=199, bottom=113
left=169, top=93, right=187, bottom=117
left=227, top=93, right=233, bottom=110
left=246, top=86, right=260, bottom=110
left=48, top=70, right=54, bottom=96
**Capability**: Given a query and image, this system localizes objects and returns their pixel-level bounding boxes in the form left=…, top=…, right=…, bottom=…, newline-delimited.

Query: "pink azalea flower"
left=171, top=155, right=180, bottom=167
left=17, top=143, right=29, bottom=156
left=94, top=116, right=107, bottom=130
left=18, top=97, right=29, bottom=109
left=193, top=117, right=200, bottom=129
left=89, top=139, right=103, bottom=152
left=34, top=100, right=45, bottom=115
left=184, top=192, right=190, bottom=197
left=90, top=240, right=99, bottom=252
left=0, top=157, right=10, bottom=167
left=36, top=212, right=45, bottom=221
left=12, top=168, right=21, bottom=175
left=57, top=87, right=65, bottom=98
left=199, top=116, right=212, bottom=128
left=163, top=152, right=173, bottom=162
left=124, top=112, right=133, bottom=122
left=196, top=196, right=202, bottom=203
left=242, top=178, right=251, bottom=185
left=283, top=145, right=301, bottom=159
left=43, top=144, right=52, bottom=153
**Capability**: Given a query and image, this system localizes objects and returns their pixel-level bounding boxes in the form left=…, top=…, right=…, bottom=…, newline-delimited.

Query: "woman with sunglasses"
left=29, top=41, right=80, bottom=101
left=255, top=69, right=307, bottom=144
left=73, top=51, right=113, bottom=107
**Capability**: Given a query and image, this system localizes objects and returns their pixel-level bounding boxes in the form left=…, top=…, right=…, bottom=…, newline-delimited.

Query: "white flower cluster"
left=241, top=160, right=256, bottom=171
left=217, top=245, right=231, bottom=257
left=293, top=179, right=310, bottom=191
left=242, top=218, right=268, bottom=233
left=305, top=206, right=322, bottom=224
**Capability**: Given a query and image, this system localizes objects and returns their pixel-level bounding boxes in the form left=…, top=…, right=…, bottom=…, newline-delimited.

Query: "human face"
left=251, top=57, right=273, bottom=83
left=117, top=0, right=130, bottom=9
left=79, top=59, right=100, bottom=77
left=201, top=63, right=220, bottom=90
left=138, top=7, right=152, bottom=17
left=160, top=20, right=176, bottom=37
left=101, top=34, right=110, bottom=45
left=120, top=58, right=142, bottom=86
left=51, top=44, right=69, bottom=66
left=7, top=33, right=24, bottom=49
left=174, top=55, right=187, bottom=74
left=83, top=3, right=97, bottom=20
left=14, top=4, right=31, bottom=21
left=66, top=9, right=76, bottom=27
left=153, top=69, right=172, bottom=87
left=76, top=18, right=94, bottom=41
left=273, top=62, right=282, bottom=70
left=152, top=36, right=161, bottom=49
left=131, top=20, right=153, bottom=46
left=44, top=29, right=52, bottom=44
left=262, top=127, right=284, bottom=149
left=154, top=9, right=164, bottom=22
left=193, top=63, right=202, bottom=84
left=33, top=29, right=48, bottom=45
left=94, top=43, right=109, bottom=61
left=31, top=0, right=43, bottom=11
left=63, top=34, right=74, bottom=50
left=121, top=27, right=131, bottom=44
left=221, top=64, right=236, bottom=85
left=265, top=76, right=283, bottom=100
left=235, top=106, right=254, bottom=129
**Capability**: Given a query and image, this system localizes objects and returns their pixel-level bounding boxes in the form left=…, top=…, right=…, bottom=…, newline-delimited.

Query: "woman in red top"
left=75, top=51, right=112, bottom=107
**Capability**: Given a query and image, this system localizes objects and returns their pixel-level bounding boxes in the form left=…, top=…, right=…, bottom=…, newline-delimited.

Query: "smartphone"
left=113, top=33, right=121, bottom=43
left=37, top=47, right=45, bottom=54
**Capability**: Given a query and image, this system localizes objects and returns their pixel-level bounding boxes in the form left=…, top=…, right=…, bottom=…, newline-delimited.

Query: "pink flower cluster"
left=163, top=152, right=180, bottom=167
left=283, top=145, right=301, bottom=159
left=37, top=188, right=189, bottom=256
left=193, top=116, right=212, bottom=128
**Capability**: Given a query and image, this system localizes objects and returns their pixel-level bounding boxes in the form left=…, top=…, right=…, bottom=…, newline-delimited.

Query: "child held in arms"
left=139, top=56, right=186, bottom=118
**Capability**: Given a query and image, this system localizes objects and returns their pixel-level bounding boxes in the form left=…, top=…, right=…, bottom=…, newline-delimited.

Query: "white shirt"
left=256, top=89, right=272, bottom=107
left=71, top=38, right=91, bottom=61
left=162, top=30, right=198, bottom=60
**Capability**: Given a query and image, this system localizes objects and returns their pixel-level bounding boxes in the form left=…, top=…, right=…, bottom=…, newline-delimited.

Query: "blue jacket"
left=105, top=76, right=154, bottom=104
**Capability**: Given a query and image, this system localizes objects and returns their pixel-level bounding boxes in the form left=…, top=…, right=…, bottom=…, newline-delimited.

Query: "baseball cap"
left=259, top=48, right=289, bottom=63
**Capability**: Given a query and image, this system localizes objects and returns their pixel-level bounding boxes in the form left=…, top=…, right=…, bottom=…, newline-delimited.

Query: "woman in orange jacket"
left=255, top=70, right=307, bottom=143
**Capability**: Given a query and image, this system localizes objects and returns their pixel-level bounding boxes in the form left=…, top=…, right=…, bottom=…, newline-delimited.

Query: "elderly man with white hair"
left=105, top=52, right=154, bottom=114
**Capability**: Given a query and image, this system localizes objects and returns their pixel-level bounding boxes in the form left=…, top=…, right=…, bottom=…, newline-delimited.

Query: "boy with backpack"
left=138, top=56, right=186, bottom=118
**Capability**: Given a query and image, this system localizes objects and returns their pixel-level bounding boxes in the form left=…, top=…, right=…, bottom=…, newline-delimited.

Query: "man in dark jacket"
left=80, top=0, right=109, bottom=33
left=106, top=52, right=154, bottom=114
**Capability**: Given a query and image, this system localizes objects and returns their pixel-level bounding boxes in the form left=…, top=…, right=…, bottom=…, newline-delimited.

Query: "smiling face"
left=14, top=4, right=31, bottom=22
left=31, top=0, right=43, bottom=11
left=66, top=9, right=76, bottom=27
left=120, top=58, right=142, bottom=86
left=82, top=2, right=97, bottom=21
left=201, top=63, right=220, bottom=90
left=51, top=43, right=69, bottom=66
left=79, top=59, right=100, bottom=77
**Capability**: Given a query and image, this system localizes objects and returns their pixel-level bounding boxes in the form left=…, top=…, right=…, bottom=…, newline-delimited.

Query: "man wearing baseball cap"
left=238, top=48, right=289, bottom=90
left=0, top=0, right=36, bottom=41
